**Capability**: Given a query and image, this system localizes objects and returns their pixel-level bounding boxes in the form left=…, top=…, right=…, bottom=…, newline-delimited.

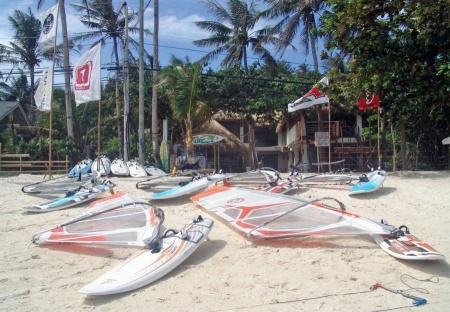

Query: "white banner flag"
left=38, top=4, right=59, bottom=52
left=34, top=66, right=54, bottom=111
left=73, top=44, right=102, bottom=105
left=288, top=77, right=329, bottom=112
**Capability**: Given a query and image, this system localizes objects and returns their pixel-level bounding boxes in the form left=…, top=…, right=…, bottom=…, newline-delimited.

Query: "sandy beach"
left=0, top=171, right=449, bottom=312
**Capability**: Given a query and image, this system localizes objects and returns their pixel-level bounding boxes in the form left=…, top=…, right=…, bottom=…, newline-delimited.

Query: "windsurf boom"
left=32, top=192, right=164, bottom=247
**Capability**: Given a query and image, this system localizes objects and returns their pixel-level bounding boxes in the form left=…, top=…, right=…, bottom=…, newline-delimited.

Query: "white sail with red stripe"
left=32, top=192, right=164, bottom=247
left=191, top=186, right=390, bottom=239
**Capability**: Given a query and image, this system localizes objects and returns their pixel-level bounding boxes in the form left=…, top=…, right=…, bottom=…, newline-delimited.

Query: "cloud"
left=144, top=8, right=209, bottom=42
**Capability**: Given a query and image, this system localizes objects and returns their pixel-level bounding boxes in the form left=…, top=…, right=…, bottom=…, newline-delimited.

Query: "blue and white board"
left=68, top=159, right=92, bottom=178
left=349, top=169, right=387, bottom=195
left=149, top=172, right=227, bottom=200
left=79, top=216, right=213, bottom=295
left=22, top=180, right=117, bottom=213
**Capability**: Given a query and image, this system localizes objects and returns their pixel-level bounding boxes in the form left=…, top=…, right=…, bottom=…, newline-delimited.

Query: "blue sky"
left=0, top=0, right=325, bottom=86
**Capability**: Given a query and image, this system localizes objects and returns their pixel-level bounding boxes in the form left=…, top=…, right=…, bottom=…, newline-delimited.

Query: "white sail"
left=33, top=192, right=164, bottom=247
left=192, top=186, right=391, bottom=239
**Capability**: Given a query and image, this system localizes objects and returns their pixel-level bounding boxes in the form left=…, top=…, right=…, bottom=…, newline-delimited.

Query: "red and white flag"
left=73, top=44, right=102, bottom=106
left=38, top=4, right=59, bottom=52
left=288, top=77, right=329, bottom=112
left=34, top=65, right=53, bottom=111
left=358, top=91, right=379, bottom=110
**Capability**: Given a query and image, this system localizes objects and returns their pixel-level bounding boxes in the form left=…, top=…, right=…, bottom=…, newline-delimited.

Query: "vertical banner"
left=34, top=66, right=53, bottom=111
left=73, top=44, right=102, bottom=105
left=38, top=4, right=59, bottom=52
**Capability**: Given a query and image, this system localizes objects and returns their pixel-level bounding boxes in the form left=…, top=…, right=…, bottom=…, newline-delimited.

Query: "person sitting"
left=258, top=157, right=264, bottom=169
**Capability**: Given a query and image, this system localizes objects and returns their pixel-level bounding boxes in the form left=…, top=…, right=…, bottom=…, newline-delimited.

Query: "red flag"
left=288, top=77, right=329, bottom=112
left=358, top=91, right=379, bottom=110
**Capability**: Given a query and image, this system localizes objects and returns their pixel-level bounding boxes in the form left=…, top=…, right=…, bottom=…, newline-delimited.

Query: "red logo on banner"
left=358, top=91, right=379, bottom=110
left=74, top=61, right=92, bottom=91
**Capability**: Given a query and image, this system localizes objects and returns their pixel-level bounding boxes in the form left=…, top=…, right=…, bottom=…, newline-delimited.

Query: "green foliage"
left=26, top=136, right=79, bottom=161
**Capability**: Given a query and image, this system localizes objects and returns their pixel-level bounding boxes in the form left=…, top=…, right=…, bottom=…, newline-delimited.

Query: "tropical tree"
left=159, top=60, right=212, bottom=155
left=320, top=0, right=450, bottom=169
left=71, top=0, right=151, bottom=159
left=0, top=72, right=30, bottom=108
left=193, top=0, right=279, bottom=76
left=262, top=0, right=325, bottom=73
left=0, top=8, right=42, bottom=122
left=261, top=0, right=329, bottom=166
left=194, top=0, right=283, bottom=167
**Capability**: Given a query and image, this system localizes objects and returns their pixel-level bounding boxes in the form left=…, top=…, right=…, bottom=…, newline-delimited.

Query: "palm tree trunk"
left=138, top=0, right=145, bottom=164
left=152, top=0, right=161, bottom=168
left=59, top=0, right=74, bottom=139
left=29, top=66, right=35, bottom=124
left=400, top=117, right=406, bottom=171
left=113, top=37, right=123, bottom=159
left=307, top=11, right=319, bottom=72
left=243, top=46, right=249, bottom=75
left=391, top=122, right=396, bottom=171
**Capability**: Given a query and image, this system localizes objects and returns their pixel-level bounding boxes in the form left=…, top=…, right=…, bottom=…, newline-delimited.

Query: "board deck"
left=110, top=159, right=130, bottom=176
left=144, top=166, right=167, bottom=176
left=91, top=157, right=111, bottom=176
left=127, top=161, right=147, bottom=177
left=79, top=216, right=213, bottom=295
left=372, top=233, right=445, bottom=260
left=349, top=170, right=386, bottom=195
left=149, top=173, right=227, bottom=200
left=23, top=180, right=117, bottom=213
left=68, top=159, right=92, bottom=178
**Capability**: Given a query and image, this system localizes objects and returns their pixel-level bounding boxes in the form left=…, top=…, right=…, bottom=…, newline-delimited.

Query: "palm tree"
left=262, top=0, right=325, bottom=72
left=194, top=0, right=282, bottom=168
left=71, top=0, right=151, bottom=159
left=0, top=8, right=42, bottom=122
left=0, top=72, right=30, bottom=108
left=193, top=0, right=279, bottom=75
left=263, top=0, right=328, bottom=169
left=160, top=60, right=211, bottom=155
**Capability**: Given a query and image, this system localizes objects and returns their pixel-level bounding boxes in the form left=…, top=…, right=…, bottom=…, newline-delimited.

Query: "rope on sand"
left=209, top=274, right=440, bottom=312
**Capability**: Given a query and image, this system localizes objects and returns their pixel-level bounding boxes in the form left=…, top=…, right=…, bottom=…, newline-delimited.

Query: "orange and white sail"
left=32, top=192, right=164, bottom=247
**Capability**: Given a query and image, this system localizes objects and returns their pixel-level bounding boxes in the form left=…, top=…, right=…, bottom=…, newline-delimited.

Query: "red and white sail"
left=192, top=186, right=389, bottom=239
left=33, top=192, right=163, bottom=247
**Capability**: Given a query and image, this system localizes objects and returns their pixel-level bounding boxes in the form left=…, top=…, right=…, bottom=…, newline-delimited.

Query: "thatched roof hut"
left=193, top=119, right=251, bottom=168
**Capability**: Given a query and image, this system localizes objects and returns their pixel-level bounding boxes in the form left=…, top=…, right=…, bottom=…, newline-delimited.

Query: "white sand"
left=0, top=171, right=449, bottom=312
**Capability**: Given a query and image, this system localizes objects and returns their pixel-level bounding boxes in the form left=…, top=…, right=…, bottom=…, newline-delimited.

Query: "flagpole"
left=328, top=98, right=331, bottom=173
left=47, top=5, right=60, bottom=180
left=377, top=106, right=381, bottom=168
left=98, top=99, right=101, bottom=171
